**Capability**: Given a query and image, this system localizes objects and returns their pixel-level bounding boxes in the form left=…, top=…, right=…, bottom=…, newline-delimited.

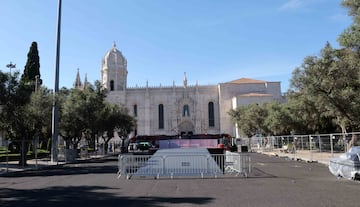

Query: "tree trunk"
left=65, top=139, right=71, bottom=149
left=349, top=133, right=358, bottom=148
left=103, top=136, right=113, bottom=155
left=18, top=139, right=28, bottom=167
left=104, top=142, right=108, bottom=154
left=90, top=132, right=96, bottom=150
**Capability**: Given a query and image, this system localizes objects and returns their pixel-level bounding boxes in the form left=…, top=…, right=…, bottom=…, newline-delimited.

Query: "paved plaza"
left=0, top=152, right=359, bottom=207
left=261, top=149, right=343, bottom=165
left=0, top=148, right=340, bottom=174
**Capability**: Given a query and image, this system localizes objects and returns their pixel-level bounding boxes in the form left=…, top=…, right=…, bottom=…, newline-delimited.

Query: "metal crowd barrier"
left=225, top=151, right=251, bottom=177
left=117, top=152, right=251, bottom=179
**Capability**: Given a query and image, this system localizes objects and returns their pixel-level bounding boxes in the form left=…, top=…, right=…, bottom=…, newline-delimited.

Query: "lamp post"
left=5, top=62, right=16, bottom=170
left=330, top=134, right=335, bottom=157
left=51, top=0, right=62, bottom=163
left=309, top=136, right=313, bottom=162
left=6, top=62, right=16, bottom=76
left=293, top=137, right=297, bottom=160
left=34, top=75, right=40, bottom=169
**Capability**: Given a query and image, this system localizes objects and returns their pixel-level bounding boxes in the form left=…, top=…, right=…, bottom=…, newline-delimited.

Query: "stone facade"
left=100, top=44, right=285, bottom=138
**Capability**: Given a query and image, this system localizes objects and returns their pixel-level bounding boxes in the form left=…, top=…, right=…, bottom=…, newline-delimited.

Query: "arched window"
left=110, top=80, right=114, bottom=91
left=133, top=105, right=137, bottom=117
left=183, top=105, right=190, bottom=117
left=159, top=104, right=164, bottom=129
left=208, top=102, right=215, bottom=127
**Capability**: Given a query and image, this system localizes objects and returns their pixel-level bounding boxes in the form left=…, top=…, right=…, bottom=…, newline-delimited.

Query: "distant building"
left=73, top=68, right=89, bottom=90
left=95, top=43, right=285, bottom=138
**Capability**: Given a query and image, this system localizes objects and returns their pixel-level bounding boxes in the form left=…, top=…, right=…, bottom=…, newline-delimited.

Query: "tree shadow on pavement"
left=0, top=186, right=214, bottom=207
left=248, top=167, right=277, bottom=178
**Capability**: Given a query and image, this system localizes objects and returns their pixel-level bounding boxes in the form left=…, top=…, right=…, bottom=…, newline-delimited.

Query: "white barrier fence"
left=117, top=153, right=251, bottom=179
left=238, top=132, right=360, bottom=155
left=225, top=151, right=251, bottom=176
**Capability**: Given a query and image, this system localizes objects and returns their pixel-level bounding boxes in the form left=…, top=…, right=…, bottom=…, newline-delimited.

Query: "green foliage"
left=0, top=70, right=9, bottom=104
left=0, top=146, right=9, bottom=153
left=0, top=42, right=135, bottom=162
left=229, top=103, right=268, bottom=137
left=290, top=42, right=360, bottom=133
left=59, top=81, right=135, bottom=150
left=0, top=149, right=50, bottom=162
left=47, top=138, right=52, bottom=151
left=0, top=71, right=30, bottom=140
left=339, top=0, right=360, bottom=50
left=0, top=42, right=47, bottom=165
left=230, top=101, right=303, bottom=137
left=285, top=1, right=360, bottom=141
left=26, top=87, right=53, bottom=141
left=59, top=87, right=89, bottom=148
left=97, top=103, right=135, bottom=154
left=264, top=102, right=293, bottom=135
left=22, top=41, right=40, bottom=83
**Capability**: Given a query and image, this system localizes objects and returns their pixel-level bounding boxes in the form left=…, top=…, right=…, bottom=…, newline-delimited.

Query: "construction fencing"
left=236, top=132, right=360, bottom=163
left=117, top=152, right=251, bottom=179
left=247, top=132, right=360, bottom=152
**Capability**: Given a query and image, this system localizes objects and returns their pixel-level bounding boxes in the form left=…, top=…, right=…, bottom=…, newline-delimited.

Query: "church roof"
left=227, top=78, right=266, bottom=84
left=239, top=93, right=273, bottom=97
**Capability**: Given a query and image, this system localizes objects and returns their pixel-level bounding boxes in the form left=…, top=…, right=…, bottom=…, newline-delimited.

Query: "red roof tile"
left=227, top=78, right=266, bottom=84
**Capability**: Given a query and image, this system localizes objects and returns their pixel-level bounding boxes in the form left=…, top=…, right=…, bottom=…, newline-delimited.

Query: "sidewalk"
left=0, top=158, right=64, bottom=174
left=0, top=153, right=112, bottom=175
left=260, top=149, right=343, bottom=165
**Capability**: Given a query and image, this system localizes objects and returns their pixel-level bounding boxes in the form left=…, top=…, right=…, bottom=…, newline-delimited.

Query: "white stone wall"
left=108, top=85, right=221, bottom=136
left=105, top=81, right=284, bottom=137
left=235, top=95, right=276, bottom=105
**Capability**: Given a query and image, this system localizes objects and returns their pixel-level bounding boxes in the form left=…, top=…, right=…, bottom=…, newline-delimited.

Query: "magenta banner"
left=159, top=139, right=218, bottom=149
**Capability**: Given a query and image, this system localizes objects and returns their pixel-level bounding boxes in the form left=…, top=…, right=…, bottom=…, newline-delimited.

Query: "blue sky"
left=0, top=0, right=351, bottom=92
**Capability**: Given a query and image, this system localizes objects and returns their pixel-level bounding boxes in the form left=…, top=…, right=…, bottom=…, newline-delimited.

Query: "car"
left=127, top=143, right=138, bottom=152
left=138, top=142, right=153, bottom=151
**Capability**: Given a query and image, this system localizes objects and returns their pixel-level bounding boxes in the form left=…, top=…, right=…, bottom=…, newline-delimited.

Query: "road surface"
left=0, top=153, right=358, bottom=207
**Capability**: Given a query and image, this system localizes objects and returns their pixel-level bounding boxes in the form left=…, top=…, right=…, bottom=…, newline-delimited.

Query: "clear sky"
left=0, top=0, right=351, bottom=92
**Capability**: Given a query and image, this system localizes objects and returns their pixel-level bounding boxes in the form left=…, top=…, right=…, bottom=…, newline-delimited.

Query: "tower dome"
left=101, top=42, right=128, bottom=91
left=102, top=42, right=127, bottom=67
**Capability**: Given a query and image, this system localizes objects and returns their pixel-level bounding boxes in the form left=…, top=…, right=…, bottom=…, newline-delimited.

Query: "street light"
left=6, top=62, right=16, bottom=76
left=330, top=134, right=335, bottom=157
left=293, top=137, right=297, bottom=160
left=51, top=0, right=62, bottom=163
left=4, top=62, right=16, bottom=170
left=34, top=75, right=40, bottom=169
left=309, top=136, right=313, bottom=162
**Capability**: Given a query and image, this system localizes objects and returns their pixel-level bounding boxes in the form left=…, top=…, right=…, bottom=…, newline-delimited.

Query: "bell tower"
left=101, top=42, right=128, bottom=91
